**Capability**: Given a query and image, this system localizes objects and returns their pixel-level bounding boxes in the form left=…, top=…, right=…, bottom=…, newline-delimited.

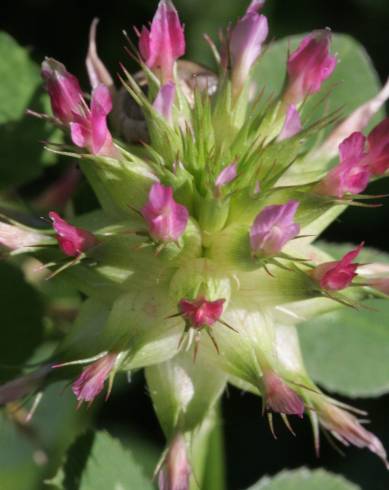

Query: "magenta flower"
left=311, top=243, right=363, bottom=291
left=72, top=353, right=117, bottom=404
left=153, top=82, right=176, bottom=123
left=364, top=118, right=389, bottom=175
left=284, top=30, right=337, bottom=105
left=179, top=297, right=225, bottom=328
left=262, top=371, right=304, bottom=416
left=139, top=0, right=185, bottom=83
left=49, top=211, right=98, bottom=257
left=141, top=183, right=189, bottom=242
left=230, top=1, right=268, bottom=95
left=250, top=200, right=300, bottom=257
left=215, top=162, right=238, bottom=190
left=316, top=132, right=371, bottom=198
left=278, top=105, right=302, bottom=141
left=70, top=84, right=116, bottom=157
left=41, top=58, right=83, bottom=124
left=158, top=434, right=190, bottom=490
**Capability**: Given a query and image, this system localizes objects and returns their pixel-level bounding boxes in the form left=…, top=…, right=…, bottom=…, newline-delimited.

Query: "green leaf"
left=0, top=262, right=44, bottom=383
left=248, top=468, right=360, bottom=490
left=299, top=296, right=389, bottom=398
left=297, top=242, right=389, bottom=397
left=0, top=32, right=61, bottom=188
left=0, top=32, right=41, bottom=122
left=0, top=381, right=89, bottom=490
left=52, top=430, right=154, bottom=490
left=254, top=33, right=384, bottom=132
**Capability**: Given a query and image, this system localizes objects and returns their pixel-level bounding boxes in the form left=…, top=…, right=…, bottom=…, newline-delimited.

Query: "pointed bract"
left=285, top=30, right=336, bottom=105
left=41, top=58, right=83, bottom=123
left=72, top=353, right=117, bottom=403
left=49, top=211, right=98, bottom=257
left=141, top=183, right=189, bottom=242
left=311, top=243, right=363, bottom=291
left=250, top=200, right=300, bottom=257
left=138, top=0, right=185, bottom=82
left=179, top=297, right=225, bottom=328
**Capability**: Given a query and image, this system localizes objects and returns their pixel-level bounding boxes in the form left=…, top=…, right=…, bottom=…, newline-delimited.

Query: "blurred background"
left=1, top=1, right=389, bottom=489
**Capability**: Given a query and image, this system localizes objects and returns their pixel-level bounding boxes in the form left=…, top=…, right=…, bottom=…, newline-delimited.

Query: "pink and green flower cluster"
left=2, top=0, right=389, bottom=488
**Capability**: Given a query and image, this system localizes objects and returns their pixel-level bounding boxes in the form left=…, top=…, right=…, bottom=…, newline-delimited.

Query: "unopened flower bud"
left=230, top=2, right=268, bottom=96
left=158, top=434, right=190, bottom=490
left=284, top=30, right=336, bottom=105
left=41, top=58, right=83, bottom=123
left=262, top=371, right=304, bottom=416
left=139, top=0, right=185, bottom=83
left=49, top=211, right=98, bottom=257
left=141, top=183, right=189, bottom=242
left=72, top=353, right=118, bottom=404
left=250, top=200, right=300, bottom=257
left=311, top=243, right=363, bottom=291
left=315, top=132, right=370, bottom=198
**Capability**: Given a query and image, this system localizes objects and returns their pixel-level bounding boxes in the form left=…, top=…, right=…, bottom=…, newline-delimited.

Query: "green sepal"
left=80, top=152, right=157, bottom=218
left=145, top=350, right=226, bottom=437
left=169, top=258, right=232, bottom=304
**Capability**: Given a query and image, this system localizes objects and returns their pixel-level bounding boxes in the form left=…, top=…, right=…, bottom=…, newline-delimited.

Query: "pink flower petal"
left=179, top=297, right=225, bottom=328
left=141, top=183, right=189, bottom=242
left=158, top=434, right=190, bottom=490
left=41, top=58, right=83, bottom=123
left=230, top=6, right=268, bottom=94
left=316, top=132, right=370, bottom=198
left=312, top=243, right=363, bottom=291
left=153, top=82, right=176, bottom=123
left=138, top=0, right=185, bottom=82
left=278, top=105, right=302, bottom=141
left=285, top=30, right=336, bottom=105
left=72, top=353, right=117, bottom=403
left=215, top=162, right=238, bottom=189
left=366, top=118, right=389, bottom=175
left=49, top=211, right=97, bottom=257
left=250, top=200, right=300, bottom=256
left=263, top=372, right=304, bottom=416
